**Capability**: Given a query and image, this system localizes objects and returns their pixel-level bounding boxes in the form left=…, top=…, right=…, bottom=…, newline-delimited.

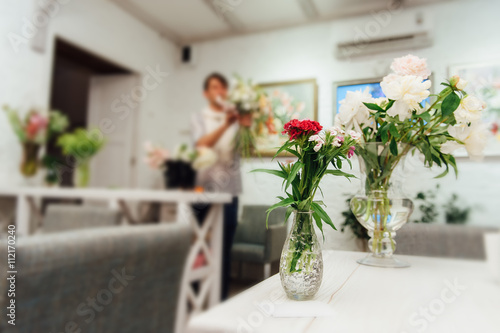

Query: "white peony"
left=390, top=54, right=431, bottom=79
left=381, top=74, right=431, bottom=121
left=337, top=88, right=373, bottom=129
left=454, top=95, right=485, bottom=125
left=456, top=78, right=468, bottom=90
left=440, top=123, right=488, bottom=161
left=192, top=147, right=218, bottom=170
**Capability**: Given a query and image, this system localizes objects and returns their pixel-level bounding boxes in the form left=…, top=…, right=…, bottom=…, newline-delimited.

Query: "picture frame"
left=332, top=77, right=384, bottom=121
left=254, top=78, right=318, bottom=156
left=332, top=75, right=434, bottom=125
left=449, top=62, right=500, bottom=156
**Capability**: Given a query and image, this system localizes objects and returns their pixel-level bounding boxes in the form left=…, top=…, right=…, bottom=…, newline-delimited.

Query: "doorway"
left=48, top=38, right=138, bottom=188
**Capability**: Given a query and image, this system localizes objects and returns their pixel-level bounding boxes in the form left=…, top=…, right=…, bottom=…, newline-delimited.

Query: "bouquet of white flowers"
left=336, top=54, right=488, bottom=267
left=336, top=54, right=488, bottom=176
left=227, top=75, right=263, bottom=157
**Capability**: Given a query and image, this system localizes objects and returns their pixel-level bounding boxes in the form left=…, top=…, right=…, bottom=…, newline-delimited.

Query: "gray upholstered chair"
left=0, top=224, right=191, bottom=333
left=396, top=223, right=498, bottom=260
left=231, top=205, right=287, bottom=279
left=42, top=204, right=122, bottom=233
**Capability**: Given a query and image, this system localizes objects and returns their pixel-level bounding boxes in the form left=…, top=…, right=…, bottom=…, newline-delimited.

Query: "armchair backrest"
left=0, top=224, right=191, bottom=333
left=235, top=205, right=287, bottom=245
left=42, top=204, right=122, bottom=233
left=397, top=223, right=497, bottom=260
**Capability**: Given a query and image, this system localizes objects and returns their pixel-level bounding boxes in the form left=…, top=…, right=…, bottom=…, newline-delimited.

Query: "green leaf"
left=379, top=123, right=389, bottom=144
left=419, top=111, right=431, bottom=123
left=388, top=123, right=400, bottom=138
left=435, top=165, right=449, bottom=179
left=285, top=161, right=303, bottom=191
left=390, top=138, right=398, bottom=156
left=312, top=211, right=324, bottom=240
left=325, top=169, right=355, bottom=180
left=336, top=158, right=342, bottom=169
left=4, top=107, right=27, bottom=142
left=384, top=99, right=395, bottom=111
left=430, top=153, right=442, bottom=167
left=363, top=102, right=384, bottom=112
left=284, top=206, right=294, bottom=225
left=251, top=168, right=287, bottom=179
left=448, top=155, right=458, bottom=177
left=273, top=140, right=294, bottom=159
left=311, top=202, right=336, bottom=230
left=283, top=148, right=301, bottom=159
left=266, top=197, right=296, bottom=227
left=441, top=93, right=460, bottom=117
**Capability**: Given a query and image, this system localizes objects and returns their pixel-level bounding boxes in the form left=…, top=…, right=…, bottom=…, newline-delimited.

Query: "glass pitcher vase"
left=350, top=142, right=414, bottom=268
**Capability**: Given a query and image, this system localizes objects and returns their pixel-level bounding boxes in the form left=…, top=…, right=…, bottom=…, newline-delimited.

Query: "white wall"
left=0, top=0, right=178, bottom=188
left=167, top=0, right=500, bottom=249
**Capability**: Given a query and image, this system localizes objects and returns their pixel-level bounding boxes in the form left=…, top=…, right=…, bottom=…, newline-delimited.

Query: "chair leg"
left=263, top=263, right=271, bottom=280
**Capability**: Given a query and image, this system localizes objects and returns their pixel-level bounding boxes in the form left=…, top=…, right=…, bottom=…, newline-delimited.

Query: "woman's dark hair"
left=203, top=72, right=228, bottom=91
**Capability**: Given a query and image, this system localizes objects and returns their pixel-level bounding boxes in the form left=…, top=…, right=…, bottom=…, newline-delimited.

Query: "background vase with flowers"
left=144, top=142, right=217, bottom=189
left=336, top=54, right=488, bottom=267
left=4, top=106, right=69, bottom=180
left=57, top=128, right=105, bottom=188
left=254, top=119, right=361, bottom=300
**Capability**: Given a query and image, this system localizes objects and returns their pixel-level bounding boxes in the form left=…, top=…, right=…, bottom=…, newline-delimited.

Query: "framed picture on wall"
left=332, top=76, right=433, bottom=124
left=333, top=77, right=384, bottom=118
left=254, top=78, right=318, bottom=156
left=449, top=62, right=500, bottom=156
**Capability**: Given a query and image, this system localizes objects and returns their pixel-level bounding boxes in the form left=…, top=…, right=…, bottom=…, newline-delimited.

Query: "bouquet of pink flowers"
left=4, top=106, right=69, bottom=177
left=4, top=106, right=68, bottom=144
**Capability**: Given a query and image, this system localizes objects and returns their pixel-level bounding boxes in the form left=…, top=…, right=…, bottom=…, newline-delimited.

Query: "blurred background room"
left=0, top=0, right=499, bottom=332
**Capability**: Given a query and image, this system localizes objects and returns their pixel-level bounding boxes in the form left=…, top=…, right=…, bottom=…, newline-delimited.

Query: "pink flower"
left=348, top=130, right=362, bottom=141
left=309, top=134, right=325, bottom=152
left=333, top=135, right=344, bottom=147
left=347, top=146, right=356, bottom=158
left=390, top=54, right=431, bottom=79
left=144, top=141, right=169, bottom=170
left=26, top=112, right=48, bottom=140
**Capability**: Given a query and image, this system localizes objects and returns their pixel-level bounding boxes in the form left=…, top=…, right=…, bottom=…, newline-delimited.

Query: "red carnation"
left=282, top=119, right=322, bottom=141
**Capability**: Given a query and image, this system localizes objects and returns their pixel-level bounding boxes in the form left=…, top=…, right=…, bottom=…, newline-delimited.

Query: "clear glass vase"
left=350, top=142, right=414, bottom=268
left=20, top=142, right=40, bottom=177
left=280, top=210, right=323, bottom=300
left=74, top=161, right=90, bottom=187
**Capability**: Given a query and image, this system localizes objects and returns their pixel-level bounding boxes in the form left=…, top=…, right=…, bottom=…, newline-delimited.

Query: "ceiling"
left=110, top=0, right=443, bottom=45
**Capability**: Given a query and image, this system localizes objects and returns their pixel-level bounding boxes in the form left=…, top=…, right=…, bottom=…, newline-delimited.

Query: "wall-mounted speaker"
left=181, top=45, right=197, bottom=66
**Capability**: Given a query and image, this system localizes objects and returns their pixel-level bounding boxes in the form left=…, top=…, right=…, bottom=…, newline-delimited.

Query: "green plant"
left=41, top=154, right=60, bottom=185
left=412, top=184, right=440, bottom=224
left=444, top=194, right=471, bottom=224
left=48, top=110, right=69, bottom=137
left=57, top=128, right=105, bottom=162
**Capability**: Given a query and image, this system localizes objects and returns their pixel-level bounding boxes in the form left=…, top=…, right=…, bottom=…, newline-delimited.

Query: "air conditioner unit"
left=335, top=11, right=433, bottom=60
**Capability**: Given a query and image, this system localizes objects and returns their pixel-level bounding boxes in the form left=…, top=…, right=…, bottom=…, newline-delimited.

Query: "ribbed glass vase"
left=280, top=210, right=323, bottom=300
